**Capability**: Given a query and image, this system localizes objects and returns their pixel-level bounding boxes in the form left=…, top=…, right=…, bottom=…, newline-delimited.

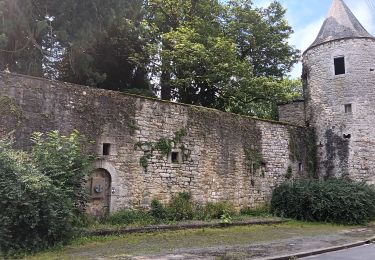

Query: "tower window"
left=334, top=57, right=345, bottom=75
left=345, top=104, right=352, bottom=113
left=103, top=143, right=111, bottom=155
left=170, top=152, right=181, bottom=164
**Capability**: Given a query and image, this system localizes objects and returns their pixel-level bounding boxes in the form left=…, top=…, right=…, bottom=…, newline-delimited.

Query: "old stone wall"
left=278, top=100, right=305, bottom=126
left=303, top=38, right=375, bottom=183
left=0, top=72, right=307, bottom=212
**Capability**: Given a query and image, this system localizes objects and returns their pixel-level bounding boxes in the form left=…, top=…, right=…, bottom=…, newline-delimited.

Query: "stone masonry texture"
left=278, top=101, right=305, bottom=126
left=0, top=72, right=307, bottom=213
left=303, top=38, right=375, bottom=183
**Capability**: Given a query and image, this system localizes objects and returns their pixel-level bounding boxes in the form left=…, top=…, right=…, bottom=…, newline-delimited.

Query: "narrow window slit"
left=103, top=143, right=111, bottom=155
left=345, top=104, right=352, bottom=114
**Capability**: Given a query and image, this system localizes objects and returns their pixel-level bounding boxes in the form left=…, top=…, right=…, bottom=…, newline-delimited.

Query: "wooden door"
left=87, top=169, right=111, bottom=218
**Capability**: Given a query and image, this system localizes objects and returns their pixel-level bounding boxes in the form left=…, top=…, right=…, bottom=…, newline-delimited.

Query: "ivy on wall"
left=0, top=96, right=23, bottom=119
left=134, top=128, right=189, bottom=170
left=245, top=148, right=263, bottom=173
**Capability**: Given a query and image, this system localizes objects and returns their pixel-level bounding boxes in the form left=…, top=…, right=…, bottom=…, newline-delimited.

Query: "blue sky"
left=253, top=0, right=375, bottom=78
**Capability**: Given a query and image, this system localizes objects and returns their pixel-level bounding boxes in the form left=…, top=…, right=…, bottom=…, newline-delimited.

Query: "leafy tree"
left=221, top=78, right=302, bottom=119
left=1, top=0, right=301, bottom=119
left=224, top=0, right=300, bottom=78
left=57, top=0, right=152, bottom=94
left=0, top=0, right=49, bottom=76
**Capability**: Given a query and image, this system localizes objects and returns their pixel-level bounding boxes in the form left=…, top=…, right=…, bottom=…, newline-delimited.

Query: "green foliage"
left=306, top=128, right=318, bottom=179
left=167, top=192, right=194, bottom=221
left=197, top=201, right=235, bottom=220
left=240, top=205, right=271, bottom=217
left=127, top=119, right=139, bottom=132
left=0, top=131, right=91, bottom=255
left=139, top=155, right=150, bottom=169
left=150, top=199, right=168, bottom=220
left=154, top=137, right=173, bottom=155
left=102, top=210, right=155, bottom=226
left=173, top=128, right=188, bottom=143
left=271, top=179, right=375, bottom=225
left=220, top=210, right=233, bottom=225
left=245, top=148, right=263, bottom=174
left=285, top=165, right=293, bottom=179
left=31, top=130, right=92, bottom=214
left=134, top=128, right=188, bottom=169
left=0, top=96, right=23, bottom=118
left=2, top=0, right=300, bottom=119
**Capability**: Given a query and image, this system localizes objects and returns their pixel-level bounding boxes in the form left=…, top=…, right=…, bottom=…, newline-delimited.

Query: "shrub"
left=31, top=130, right=92, bottom=214
left=102, top=209, right=155, bottom=226
left=198, top=201, right=235, bottom=220
left=151, top=199, right=168, bottom=220
left=167, top=192, right=194, bottom=221
left=0, top=131, right=92, bottom=255
left=271, top=179, right=375, bottom=225
left=0, top=137, right=75, bottom=255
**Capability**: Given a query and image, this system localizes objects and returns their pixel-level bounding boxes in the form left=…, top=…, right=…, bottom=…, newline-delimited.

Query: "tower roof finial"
left=307, top=0, right=374, bottom=50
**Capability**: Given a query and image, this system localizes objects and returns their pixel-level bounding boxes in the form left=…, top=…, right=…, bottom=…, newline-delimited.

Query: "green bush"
left=167, top=192, right=194, bottom=221
left=31, top=130, right=92, bottom=214
left=271, top=179, right=375, bottom=225
left=151, top=199, right=168, bottom=220
left=102, top=209, right=155, bottom=226
left=198, top=201, right=235, bottom=220
left=0, top=131, right=92, bottom=255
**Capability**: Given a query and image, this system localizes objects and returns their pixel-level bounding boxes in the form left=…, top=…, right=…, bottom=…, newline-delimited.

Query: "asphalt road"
left=303, top=244, right=375, bottom=260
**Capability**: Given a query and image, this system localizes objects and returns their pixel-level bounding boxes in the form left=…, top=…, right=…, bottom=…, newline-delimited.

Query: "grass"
left=28, top=221, right=355, bottom=260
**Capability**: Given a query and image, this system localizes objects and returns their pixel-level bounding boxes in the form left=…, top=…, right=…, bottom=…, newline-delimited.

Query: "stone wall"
left=278, top=100, right=305, bottom=126
left=303, top=38, right=375, bottom=183
left=0, top=72, right=308, bottom=212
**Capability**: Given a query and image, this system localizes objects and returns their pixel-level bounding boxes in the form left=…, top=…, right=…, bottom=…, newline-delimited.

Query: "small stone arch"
left=90, top=161, right=120, bottom=214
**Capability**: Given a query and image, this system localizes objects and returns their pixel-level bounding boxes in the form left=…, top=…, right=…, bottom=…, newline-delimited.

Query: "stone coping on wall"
left=0, top=72, right=306, bottom=129
left=277, top=99, right=305, bottom=106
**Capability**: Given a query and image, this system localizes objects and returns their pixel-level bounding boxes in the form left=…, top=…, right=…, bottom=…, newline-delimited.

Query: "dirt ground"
left=29, top=222, right=375, bottom=260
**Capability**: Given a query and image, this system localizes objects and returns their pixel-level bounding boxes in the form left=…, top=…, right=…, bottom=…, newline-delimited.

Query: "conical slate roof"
left=308, top=0, right=374, bottom=50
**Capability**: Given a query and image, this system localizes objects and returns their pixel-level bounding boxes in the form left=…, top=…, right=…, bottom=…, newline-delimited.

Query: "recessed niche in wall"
left=103, top=143, right=111, bottom=155
left=343, top=134, right=351, bottom=139
left=344, top=104, right=352, bottom=114
left=298, top=163, right=303, bottom=172
left=171, top=152, right=181, bottom=164
left=334, top=57, right=345, bottom=75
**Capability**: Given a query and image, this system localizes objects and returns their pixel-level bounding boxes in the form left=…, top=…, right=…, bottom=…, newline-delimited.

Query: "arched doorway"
left=87, top=168, right=112, bottom=218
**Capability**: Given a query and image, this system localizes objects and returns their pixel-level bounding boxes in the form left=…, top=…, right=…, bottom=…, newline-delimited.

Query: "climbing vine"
left=289, top=132, right=302, bottom=162
left=245, top=148, right=263, bottom=175
left=306, top=128, right=318, bottom=179
left=134, top=128, right=189, bottom=170
left=0, top=96, right=23, bottom=119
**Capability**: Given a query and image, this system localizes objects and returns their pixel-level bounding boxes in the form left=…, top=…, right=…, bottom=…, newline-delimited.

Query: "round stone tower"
left=303, top=0, right=375, bottom=181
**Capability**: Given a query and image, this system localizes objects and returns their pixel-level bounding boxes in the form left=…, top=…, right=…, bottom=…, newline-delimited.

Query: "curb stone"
left=83, top=219, right=286, bottom=236
left=255, top=236, right=375, bottom=260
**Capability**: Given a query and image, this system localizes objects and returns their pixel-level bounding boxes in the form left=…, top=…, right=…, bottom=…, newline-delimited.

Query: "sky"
left=253, top=0, right=375, bottom=78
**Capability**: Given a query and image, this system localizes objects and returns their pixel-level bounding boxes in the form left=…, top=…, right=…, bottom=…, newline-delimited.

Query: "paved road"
left=303, top=244, right=375, bottom=260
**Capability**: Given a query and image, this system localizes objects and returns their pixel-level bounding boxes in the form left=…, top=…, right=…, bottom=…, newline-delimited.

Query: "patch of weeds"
left=101, top=209, right=156, bottom=226
left=240, top=205, right=271, bottom=217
